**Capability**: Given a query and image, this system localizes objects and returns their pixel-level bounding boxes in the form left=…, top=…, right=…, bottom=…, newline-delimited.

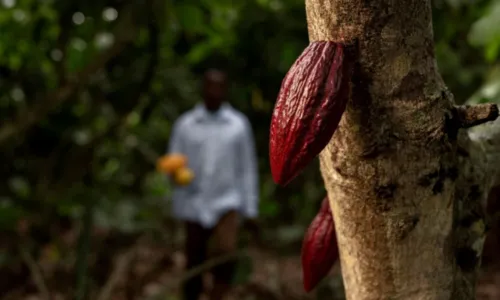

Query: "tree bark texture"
left=306, top=0, right=499, bottom=299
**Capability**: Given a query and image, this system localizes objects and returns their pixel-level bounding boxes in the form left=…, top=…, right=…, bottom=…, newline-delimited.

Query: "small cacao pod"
left=301, top=196, right=339, bottom=292
left=173, top=167, right=195, bottom=186
left=269, top=41, right=352, bottom=185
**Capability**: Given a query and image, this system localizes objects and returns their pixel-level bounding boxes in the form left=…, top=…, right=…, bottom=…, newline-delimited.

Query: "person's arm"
left=238, top=120, right=259, bottom=219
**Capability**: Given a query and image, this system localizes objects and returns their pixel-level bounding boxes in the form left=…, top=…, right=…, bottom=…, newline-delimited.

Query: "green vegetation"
left=0, top=0, right=499, bottom=298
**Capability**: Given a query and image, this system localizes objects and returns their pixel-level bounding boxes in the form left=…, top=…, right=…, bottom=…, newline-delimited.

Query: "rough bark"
left=467, top=113, right=500, bottom=267
left=306, top=0, right=499, bottom=299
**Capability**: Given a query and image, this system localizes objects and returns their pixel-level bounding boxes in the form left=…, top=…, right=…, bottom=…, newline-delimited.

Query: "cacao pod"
left=301, top=196, right=339, bottom=292
left=269, top=41, right=352, bottom=185
left=173, top=167, right=195, bottom=186
left=156, top=153, right=187, bottom=174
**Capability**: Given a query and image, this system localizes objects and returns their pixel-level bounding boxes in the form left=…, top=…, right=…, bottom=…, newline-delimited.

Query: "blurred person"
left=167, top=68, right=259, bottom=300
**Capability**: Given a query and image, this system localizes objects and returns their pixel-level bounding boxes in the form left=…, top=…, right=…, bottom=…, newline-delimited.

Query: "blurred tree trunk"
left=308, top=0, right=499, bottom=299
left=482, top=185, right=500, bottom=266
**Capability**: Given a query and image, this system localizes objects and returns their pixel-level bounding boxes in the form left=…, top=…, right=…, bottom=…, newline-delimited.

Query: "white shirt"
left=167, top=102, right=259, bottom=228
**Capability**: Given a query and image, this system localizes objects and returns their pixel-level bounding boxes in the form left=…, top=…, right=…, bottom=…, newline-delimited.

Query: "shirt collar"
left=193, top=102, right=232, bottom=123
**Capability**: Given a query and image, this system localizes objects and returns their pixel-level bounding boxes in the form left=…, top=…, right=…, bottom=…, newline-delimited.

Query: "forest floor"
left=134, top=245, right=500, bottom=300
left=3, top=234, right=500, bottom=300
left=477, top=265, right=500, bottom=300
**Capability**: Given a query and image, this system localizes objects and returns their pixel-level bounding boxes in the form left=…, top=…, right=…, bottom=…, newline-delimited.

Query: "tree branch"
left=96, top=247, right=136, bottom=300
left=19, top=244, right=51, bottom=300
left=137, top=1, right=162, bottom=122
left=146, top=250, right=247, bottom=300
left=455, top=104, right=499, bottom=129
left=53, top=2, right=78, bottom=84
left=129, top=2, right=159, bottom=106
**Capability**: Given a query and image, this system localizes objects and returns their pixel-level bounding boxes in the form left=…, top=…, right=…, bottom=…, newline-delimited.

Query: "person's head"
left=202, top=68, right=228, bottom=111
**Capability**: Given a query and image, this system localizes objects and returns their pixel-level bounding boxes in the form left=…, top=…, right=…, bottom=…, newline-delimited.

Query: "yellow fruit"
left=157, top=153, right=187, bottom=174
left=173, top=167, right=195, bottom=186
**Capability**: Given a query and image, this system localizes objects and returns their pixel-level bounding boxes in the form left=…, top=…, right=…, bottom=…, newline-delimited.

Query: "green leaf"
left=468, top=1, right=500, bottom=47
left=185, top=40, right=215, bottom=64
left=232, top=254, right=253, bottom=285
left=8, top=177, right=30, bottom=199
left=101, top=158, right=121, bottom=180
left=279, top=42, right=301, bottom=72
left=0, top=203, right=23, bottom=231
left=8, top=54, right=22, bottom=70
left=126, top=112, right=141, bottom=127
left=176, top=4, right=206, bottom=34
left=260, top=200, right=279, bottom=218
left=485, top=37, right=500, bottom=62
left=467, top=66, right=500, bottom=104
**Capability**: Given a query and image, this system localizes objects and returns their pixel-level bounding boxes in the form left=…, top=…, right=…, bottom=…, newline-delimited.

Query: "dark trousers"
left=182, top=210, right=239, bottom=300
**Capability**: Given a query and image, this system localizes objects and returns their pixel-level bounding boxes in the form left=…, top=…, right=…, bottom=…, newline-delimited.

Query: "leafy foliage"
left=0, top=0, right=499, bottom=297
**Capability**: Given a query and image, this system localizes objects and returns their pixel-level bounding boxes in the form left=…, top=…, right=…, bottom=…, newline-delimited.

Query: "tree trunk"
left=306, top=0, right=499, bottom=299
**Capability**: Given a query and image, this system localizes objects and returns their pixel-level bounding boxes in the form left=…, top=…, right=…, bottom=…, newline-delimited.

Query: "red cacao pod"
left=301, top=196, right=339, bottom=292
left=269, top=41, right=352, bottom=186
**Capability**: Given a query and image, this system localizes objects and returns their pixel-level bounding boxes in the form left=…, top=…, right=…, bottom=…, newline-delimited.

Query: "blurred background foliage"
left=0, top=0, right=500, bottom=298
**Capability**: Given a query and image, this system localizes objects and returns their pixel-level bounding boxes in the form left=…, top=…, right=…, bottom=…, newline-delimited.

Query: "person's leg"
left=182, top=221, right=209, bottom=300
left=208, top=210, right=240, bottom=300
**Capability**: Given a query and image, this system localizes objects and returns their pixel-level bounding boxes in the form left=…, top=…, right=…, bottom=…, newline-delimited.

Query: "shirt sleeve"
left=167, top=119, right=184, bottom=154
left=165, top=119, right=185, bottom=186
left=237, top=119, right=259, bottom=218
